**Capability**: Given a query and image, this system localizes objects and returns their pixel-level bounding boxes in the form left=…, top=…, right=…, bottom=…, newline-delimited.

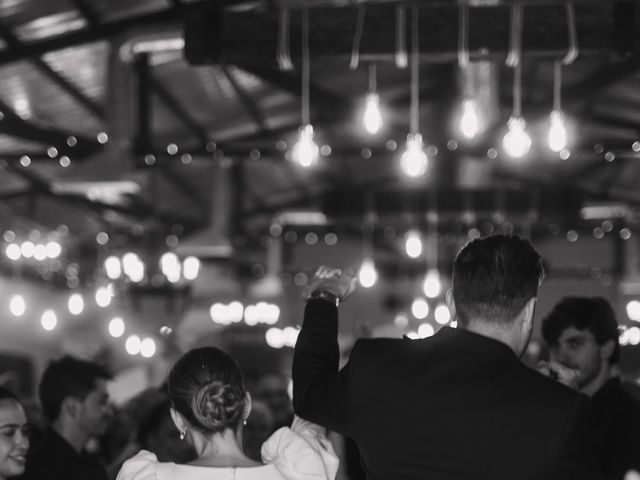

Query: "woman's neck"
left=188, top=429, right=261, bottom=468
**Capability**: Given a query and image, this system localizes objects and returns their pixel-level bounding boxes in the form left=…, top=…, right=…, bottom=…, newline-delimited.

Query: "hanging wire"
left=349, top=6, right=366, bottom=70
left=427, top=189, right=439, bottom=272
left=513, top=61, right=522, bottom=118
left=410, top=4, right=419, bottom=134
left=505, top=3, right=524, bottom=117
left=395, top=5, right=408, bottom=68
left=301, top=9, right=310, bottom=125
left=276, top=9, right=293, bottom=71
left=458, top=2, right=469, bottom=68
left=506, top=3, right=523, bottom=68
left=369, top=63, right=377, bottom=92
left=562, top=2, right=579, bottom=65
left=553, top=60, right=562, bottom=111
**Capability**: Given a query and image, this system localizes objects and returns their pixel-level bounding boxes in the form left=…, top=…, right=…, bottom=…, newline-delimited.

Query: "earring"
left=243, top=419, right=247, bottom=426
left=179, top=428, right=186, bottom=440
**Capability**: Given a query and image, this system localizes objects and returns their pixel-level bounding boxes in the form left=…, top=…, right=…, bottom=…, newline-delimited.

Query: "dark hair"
left=453, top=235, right=544, bottom=325
left=168, top=347, right=246, bottom=435
left=541, top=296, right=620, bottom=363
left=0, top=386, right=19, bottom=403
left=39, top=355, right=112, bottom=422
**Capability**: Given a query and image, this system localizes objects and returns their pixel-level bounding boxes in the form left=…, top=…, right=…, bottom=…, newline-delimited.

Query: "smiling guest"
left=22, top=356, right=113, bottom=480
left=0, top=386, right=29, bottom=480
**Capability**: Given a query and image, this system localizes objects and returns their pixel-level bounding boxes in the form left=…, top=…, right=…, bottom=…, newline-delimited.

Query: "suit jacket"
left=293, top=299, right=601, bottom=480
left=22, top=428, right=109, bottom=480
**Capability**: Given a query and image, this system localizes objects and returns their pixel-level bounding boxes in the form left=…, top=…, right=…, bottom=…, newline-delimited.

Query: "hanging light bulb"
left=422, top=269, right=442, bottom=298
left=400, top=133, right=428, bottom=177
left=363, top=92, right=382, bottom=135
left=460, top=98, right=480, bottom=139
left=502, top=116, right=531, bottom=158
left=292, top=124, right=319, bottom=168
left=404, top=230, right=423, bottom=258
left=9, top=294, right=26, bottom=317
left=547, top=110, right=567, bottom=152
left=358, top=258, right=378, bottom=288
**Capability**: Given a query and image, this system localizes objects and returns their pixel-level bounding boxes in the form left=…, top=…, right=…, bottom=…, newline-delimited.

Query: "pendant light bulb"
left=400, top=133, right=428, bottom=177
left=460, top=98, right=480, bottom=139
left=292, top=124, right=319, bottom=168
left=358, top=258, right=378, bottom=288
left=363, top=93, right=383, bottom=135
left=404, top=230, right=423, bottom=258
left=422, top=269, right=442, bottom=298
left=502, top=116, right=531, bottom=159
left=547, top=110, right=568, bottom=153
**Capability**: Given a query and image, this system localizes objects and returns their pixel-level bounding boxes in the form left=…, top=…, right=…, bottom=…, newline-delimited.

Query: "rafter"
left=149, top=74, right=210, bottom=144
left=67, top=0, right=101, bottom=26
left=0, top=2, right=205, bottom=66
left=0, top=99, right=101, bottom=156
left=220, top=64, right=268, bottom=133
left=0, top=22, right=103, bottom=119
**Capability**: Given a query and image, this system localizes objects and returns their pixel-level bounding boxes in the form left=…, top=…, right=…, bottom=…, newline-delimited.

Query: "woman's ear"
left=169, top=407, right=184, bottom=433
left=243, top=391, right=252, bottom=423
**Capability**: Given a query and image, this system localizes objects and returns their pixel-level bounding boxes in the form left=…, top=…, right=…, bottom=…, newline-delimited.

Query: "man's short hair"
left=541, top=296, right=620, bottom=363
left=452, top=234, right=544, bottom=326
left=39, top=355, right=112, bottom=422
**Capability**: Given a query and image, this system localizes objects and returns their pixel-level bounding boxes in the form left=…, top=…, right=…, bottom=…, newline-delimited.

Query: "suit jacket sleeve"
left=557, top=394, right=604, bottom=480
left=292, top=299, right=356, bottom=435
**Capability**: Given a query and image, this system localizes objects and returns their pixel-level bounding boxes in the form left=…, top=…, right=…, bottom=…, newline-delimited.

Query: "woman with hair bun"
left=116, top=347, right=337, bottom=480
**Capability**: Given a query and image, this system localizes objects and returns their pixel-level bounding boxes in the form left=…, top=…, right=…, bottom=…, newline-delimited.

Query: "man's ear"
left=62, top=397, right=80, bottom=419
left=445, top=289, right=457, bottom=320
left=600, top=338, right=615, bottom=362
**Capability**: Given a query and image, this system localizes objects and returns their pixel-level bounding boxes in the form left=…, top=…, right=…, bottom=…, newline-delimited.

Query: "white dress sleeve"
left=261, top=415, right=339, bottom=480
left=116, top=450, right=158, bottom=480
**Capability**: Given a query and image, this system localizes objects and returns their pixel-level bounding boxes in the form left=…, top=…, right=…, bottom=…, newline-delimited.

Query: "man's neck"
left=581, top=364, right=613, bottom=397
left=52, top=419, right=87, bottom=454
left=461, top=321, right=521, bottom=355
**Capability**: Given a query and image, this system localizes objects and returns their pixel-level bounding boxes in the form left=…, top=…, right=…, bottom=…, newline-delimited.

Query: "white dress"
left=116, top=417, right=339, bottom=480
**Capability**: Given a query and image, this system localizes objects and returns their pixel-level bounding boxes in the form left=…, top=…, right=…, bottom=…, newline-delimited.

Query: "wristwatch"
left=306, top=289, right=340, bottom=307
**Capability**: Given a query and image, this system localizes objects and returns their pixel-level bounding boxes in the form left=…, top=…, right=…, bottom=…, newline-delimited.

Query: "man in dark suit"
left=293, top=235, right=600, bottom=480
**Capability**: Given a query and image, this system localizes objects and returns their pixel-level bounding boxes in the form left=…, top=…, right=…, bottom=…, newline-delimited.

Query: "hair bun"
left=191, top=381, right=245, bottom=432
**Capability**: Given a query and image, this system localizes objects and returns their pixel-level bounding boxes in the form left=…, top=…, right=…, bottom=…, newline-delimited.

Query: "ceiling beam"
left=0, top=22, right=104, bottom=119
left=67, top=0, right=102, bottom=27
left=0, top=2, right=206, bottom=66
left=149, top=74, right=211, bottom=144
left=220, top=65, right=268, bottom=133
left=0, top=99, right=101, bottom=157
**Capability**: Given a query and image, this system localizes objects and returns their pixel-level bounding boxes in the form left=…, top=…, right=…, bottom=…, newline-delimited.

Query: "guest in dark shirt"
left=542, top=296, right=640, bottom=480
left=22, top=356, right=113, bottom=480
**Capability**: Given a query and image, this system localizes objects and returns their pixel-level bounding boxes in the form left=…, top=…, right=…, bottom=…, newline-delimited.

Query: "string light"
left=400, top=5, right=428, bottom=178
left=363, top=64, right=382, bottom=135
left=411, top=298, right=429, bottom=319
left=548, top=63, right=568, bottom=152
left=291, top=9, right=318, bottom=168
left=292, top=124, right=319, bottom=167
left=460, top=99, right=480, bottom=139
left=125, top=335, right=141, bottom=355
left=108, top=317, right=125, bottom=337
left=422, top=269, right=442, bottom=298
left=358, top=257, right=378, bottom=288
left=503, top=116, right=531, bottom=158
left=503, top=5, right=531, bottom=159
left=68, top=293, right=84, bottom=315
left=434, top=304, right=451, bottom=324
left=9, top=294, right=26, bottom=317
left=41, top=310, right=57, bottom=331
left=95, top=287, right=111, bottom=308
left=404, top=230, right=423, bottom=258
left=182, top=256, right=201, bottom=280
left=140, top=338, right=156, bottom=358
left=400, top=133, right=428, bottom=177
left=363, top=93, right=382, bottom=135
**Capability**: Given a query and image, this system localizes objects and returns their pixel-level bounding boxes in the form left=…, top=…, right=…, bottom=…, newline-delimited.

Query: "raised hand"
left=303, top=266, right=357, bottom=303
left=536, top=360, right=579, bottom=390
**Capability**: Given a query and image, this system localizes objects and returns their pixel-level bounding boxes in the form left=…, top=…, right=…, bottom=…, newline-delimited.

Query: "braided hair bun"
left=168, top=346, right=247, bottom=434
